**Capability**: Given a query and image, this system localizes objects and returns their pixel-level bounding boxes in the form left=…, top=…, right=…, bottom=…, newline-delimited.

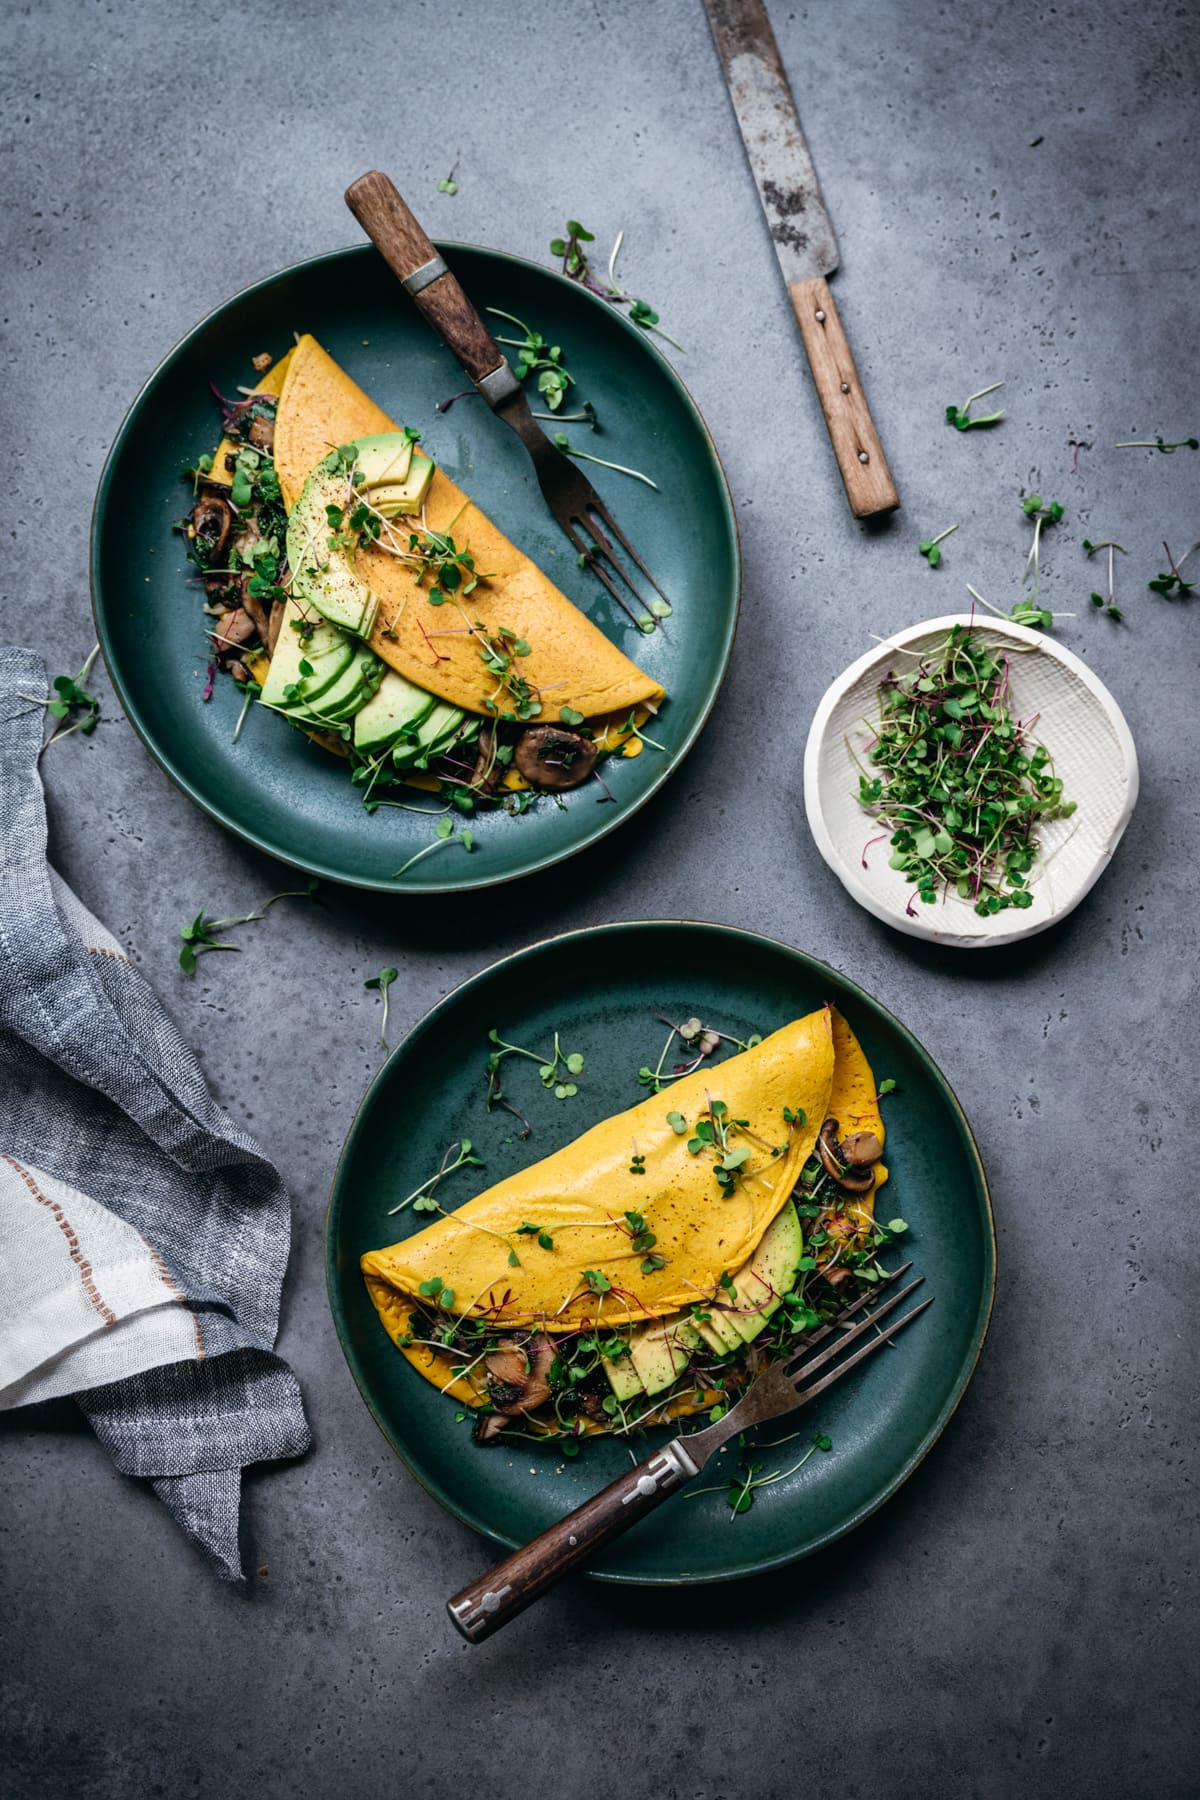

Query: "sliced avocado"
left=371, top=447, right=433, bottom=517
left=285, top=648, right=384, bottom=726
left=694, top=1306, right=744, bottom=1355
left=629, top=1318, right=702, bottom=1398
left=603, top=1345, right=644, bottom=1403
left=352, top=432, right=415, bottom=490
left=393, top=701, right=465, bottom=768
left=258, top=598, right=353, bottom=710
left=728, top=1201, right=804, bottom=1345
left=287, top=455, right=380, bottom=638
left=353, top=670, right=437, bottom=755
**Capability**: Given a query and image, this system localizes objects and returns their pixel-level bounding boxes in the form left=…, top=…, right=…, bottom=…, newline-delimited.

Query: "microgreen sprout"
left=486, top=1027, right=585, bottom=1100
left=486, top=308, right=575, bottom=412
left=549, top=220, right=685, bottom=351
left=436, top=155, right=460, bottom=197
left=689, top=1432, right=835, bottom=1518
left=1082, top=538, right=1127, bottom=621
left=388, top=1139, right=485, bottom=1217
left=392, top=817, right=475, bottom=879
left=22, top=646, right=102, bottom=747
left=1114, top=435, right=1198, bottom=454
left=966, top=584, right=1069, bottom=634
left=1068, top=438, right=1091, bottom=475
left=918, top=524, right=958, bottom=568
left=1148, top=541, right=1198, bottom=598
left=945, top=381, right=1005, bottom=431
left=637, top=1015, right=763, bottom=1092
left=177, top=880, right=318, bottom=974
left=857, top=623, right=1075, bottom=917
left=551, top=431, right=659, bottom=490
left=364, top=966, right=399, bottom=1051
left=1021, top=493, right=1064, bottom=609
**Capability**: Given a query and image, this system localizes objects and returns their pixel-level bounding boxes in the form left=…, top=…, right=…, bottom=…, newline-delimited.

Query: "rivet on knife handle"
left=345, top=170, right=512, bottom=392
left=446, top=1439, right=699, bottom=1643
left=790, top=277, right=898, bottom=518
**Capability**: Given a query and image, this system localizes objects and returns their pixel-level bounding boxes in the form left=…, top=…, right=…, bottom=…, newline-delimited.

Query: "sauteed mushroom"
left=816, top=1117, right=878, bottom=1194
left=841, top=1130, right=883, bottom=1166
left=513, top=726, right=598, bottom=791
left=469, top=726, right=504, bottom=796
left=191, top=493, right=234, bottom=565
left=484, top=1334, right=555, bottom=1415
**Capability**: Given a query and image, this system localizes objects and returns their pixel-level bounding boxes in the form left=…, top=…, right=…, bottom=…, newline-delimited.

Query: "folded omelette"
left=362, top=1008, right=888, bottom=1434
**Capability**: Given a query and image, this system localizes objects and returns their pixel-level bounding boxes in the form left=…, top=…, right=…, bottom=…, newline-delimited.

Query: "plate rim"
left=89, top=240, right=741, bottom=894
left=325, top=917, right=997, bottom=1587
left=803, top=612, right=1140, bottom=948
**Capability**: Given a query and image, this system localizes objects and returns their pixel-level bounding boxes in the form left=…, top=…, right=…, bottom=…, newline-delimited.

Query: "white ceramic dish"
left=803, top=615, right=1139, bottom=948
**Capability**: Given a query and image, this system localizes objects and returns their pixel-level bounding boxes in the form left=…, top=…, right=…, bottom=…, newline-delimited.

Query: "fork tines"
left=787, top=1274, right=931, bottom=1402
left=562, top=503, right=670, bottom=632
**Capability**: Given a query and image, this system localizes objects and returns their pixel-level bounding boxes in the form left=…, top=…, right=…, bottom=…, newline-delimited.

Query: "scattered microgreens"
left=1148, top=541, right=1198, bottom=598
left=690, top=1433, right=834, bottom=1518
left=583, top=1269, right=612, bottom=1295
left=918, top=524, right=958, bottom=568
left=552, top=431, right=659, bottom=491
left=618, top=708, right=669, bottom=749
left=1114, top=435, right=1198, bottom=454
left=966, top=582, right=1067, bottom=634
left=1020, top=493, right=1064, bottom=610
left=1082, top=538, right=1127, bottom=621
left=622, top=1209, right=664, bottom=1274
left=486, top=308, right=575, bottom=412
left=550, top=220, right=684, bottom=351
left=177, top=881, right=318, bottom=974
left=474, top=624, right=541, bottom=721
left=399, top=524, right=481, bottom=608
left=417, top=1275, right=456, bottom=1308
left=392, top=816, right=475, bottom=879
left=364, top=966, right=399, bottom=1051
left=945, top=381, right=1005, bottom=431
left=1068, top=438, right=1091, bottom=475
left=856, top=623, right=1075, bottom=918
left=436, top=155, right=460, bottom=197
left=23, top=646, right=102, bottom=747
left=682, top=1098, right=753, bottom=1197
left=516, top=1222, right=555, bottom=1251
left=486, top=1028, right=585, bottom=1100
left=637, top=1014, right=762, bottom=1093
left=388, top=1139, right=485, bottom=1217
left=878, top=1078, right=898, bottom=1097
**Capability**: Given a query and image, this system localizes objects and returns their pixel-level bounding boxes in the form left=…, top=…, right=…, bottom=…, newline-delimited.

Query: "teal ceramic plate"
left=90, top=245, right=739, bottom=892
left=327, top=921, right=995, bottom=1585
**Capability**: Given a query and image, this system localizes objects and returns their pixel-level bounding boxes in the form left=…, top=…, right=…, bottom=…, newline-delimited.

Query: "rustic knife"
left=703, top=0, right=899, bottom=518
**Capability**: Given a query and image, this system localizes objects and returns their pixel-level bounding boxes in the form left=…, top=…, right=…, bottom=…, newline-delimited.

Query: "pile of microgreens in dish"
left=857, top=624, right=1076, bottom=918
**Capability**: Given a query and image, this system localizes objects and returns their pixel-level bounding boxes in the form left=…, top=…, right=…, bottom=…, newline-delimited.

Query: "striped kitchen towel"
left=0, top=647, right=310, bottom=1577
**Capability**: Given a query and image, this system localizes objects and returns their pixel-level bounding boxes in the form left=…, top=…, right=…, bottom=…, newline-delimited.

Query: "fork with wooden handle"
left=345, top=170, right=672, bottom=633
left=447, top=1265, right=930, bottom=1641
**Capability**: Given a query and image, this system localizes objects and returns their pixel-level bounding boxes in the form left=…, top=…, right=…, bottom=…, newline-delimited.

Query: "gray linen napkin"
left=0, top=647, right=310, bottom=1577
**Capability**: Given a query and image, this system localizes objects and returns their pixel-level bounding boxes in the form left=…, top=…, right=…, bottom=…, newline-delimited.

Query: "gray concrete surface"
left=3, top=0, right=1198, bottom=1795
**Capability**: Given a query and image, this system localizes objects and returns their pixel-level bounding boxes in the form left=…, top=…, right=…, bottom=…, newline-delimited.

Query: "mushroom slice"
left=841, top=1130, right=883, bottom=1166
left=212, top=608, right=257, bottom=654
left=484, top=1334, right=556, bottom=1415
left=475, top=1411, right=510, bottom=1445
left=513, top=726, right=598, bottom=791
left=469, top=726, right=504, bottom=796
left=815, top=1118, right=844, bottom=1181
left=191, top=493, right=234, bottom=565
left=246, top=413, right=275, bottom=452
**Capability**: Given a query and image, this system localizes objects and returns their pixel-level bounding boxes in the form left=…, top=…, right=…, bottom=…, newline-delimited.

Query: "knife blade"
left=703, top=0, right=899, bottom=518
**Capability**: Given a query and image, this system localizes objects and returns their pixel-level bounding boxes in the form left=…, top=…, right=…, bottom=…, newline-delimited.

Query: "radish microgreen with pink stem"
left=1082, top=538, right=1127, bottom=620
left=945, top=381, right=1005, bottom=430
left=918, top=523, right=958, bottom=568
left=20, top=646, right=102, bottom=748
left=1148, top=541, right=1198, bottom=597
left=549, top=220, right=685, bottom=352
left=857, top=623, right=1075, bottom=917
left=637, top=1014, right=763, bottom=1092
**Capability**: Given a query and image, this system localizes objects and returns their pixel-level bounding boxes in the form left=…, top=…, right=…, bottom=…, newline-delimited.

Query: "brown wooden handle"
left=446, top=1440, right=696, bottom=1643
left=788, top=277, right=899, bottom=519
left=345, top=170, right=506, bottom=386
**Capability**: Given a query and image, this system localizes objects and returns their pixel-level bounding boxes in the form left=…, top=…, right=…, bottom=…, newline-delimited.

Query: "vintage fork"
left=345, top=171, right=671, bottom=633
left=447, top=1264, right=931, bottom=1641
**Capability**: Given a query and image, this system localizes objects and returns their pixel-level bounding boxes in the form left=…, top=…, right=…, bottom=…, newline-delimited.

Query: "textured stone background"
left=2, top=1, right=1197, bottom=1795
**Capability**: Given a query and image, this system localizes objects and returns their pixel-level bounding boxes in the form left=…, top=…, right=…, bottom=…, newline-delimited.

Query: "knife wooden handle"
left=446, top=1439, right=697, bottom=1643
left=345, top=170, right=506, bottom=385
left=789, top=277, right=899, bottom=519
